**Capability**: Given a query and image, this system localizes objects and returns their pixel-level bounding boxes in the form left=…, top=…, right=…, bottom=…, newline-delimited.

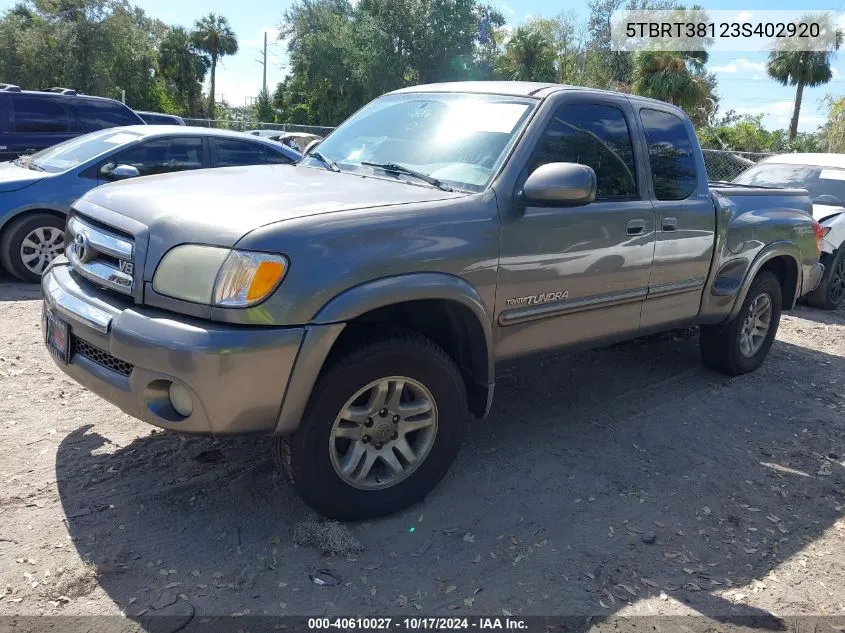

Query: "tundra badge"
left=505, top=290, right=568, bottom=306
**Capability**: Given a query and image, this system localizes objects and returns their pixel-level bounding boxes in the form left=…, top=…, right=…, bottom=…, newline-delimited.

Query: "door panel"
left=495, top=199, right=656, bottom=358
left=637, top=108, right=715, bottom=329
left=494, top=100, right=656, bottom=359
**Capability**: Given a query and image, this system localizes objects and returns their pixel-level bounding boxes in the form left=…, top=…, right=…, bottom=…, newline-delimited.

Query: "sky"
left=4, top=0, right=845, bottom=131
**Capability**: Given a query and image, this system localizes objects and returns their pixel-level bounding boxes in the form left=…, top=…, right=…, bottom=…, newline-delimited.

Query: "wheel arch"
left=0, top=206, right=66, bottom=234
left=275, top=274, right=496, bottom=434
left=728, top=243, right=801, bottom=321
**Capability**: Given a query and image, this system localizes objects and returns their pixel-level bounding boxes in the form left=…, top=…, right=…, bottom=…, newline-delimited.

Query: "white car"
left=734, top=153, right=845, bottom=310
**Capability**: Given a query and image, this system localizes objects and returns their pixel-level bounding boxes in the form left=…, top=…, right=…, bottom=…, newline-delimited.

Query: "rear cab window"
left=525, top=102, right=638, bottom=199
left=639, top=108, right=699, bottom=200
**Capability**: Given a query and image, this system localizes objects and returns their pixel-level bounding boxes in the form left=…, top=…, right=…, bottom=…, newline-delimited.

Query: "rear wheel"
left=807, top=248, right=845, bottom=310
left=700, top=271, right=782, bottom=376
left=0, top=213, right=66, bottom=283
left=274, top=330, right=468, bottom=520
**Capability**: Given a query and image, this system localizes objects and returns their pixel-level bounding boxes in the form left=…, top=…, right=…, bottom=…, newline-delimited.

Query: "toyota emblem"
left=73, top=232, right=92, bottom=263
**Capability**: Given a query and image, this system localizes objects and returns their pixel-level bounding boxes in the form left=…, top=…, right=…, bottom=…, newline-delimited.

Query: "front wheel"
left=275, top=330, right=468, bottom=520
left=0, top=213, right=66, bottom=283
left=700, top=271, right=782, bottom=376
left=807, top=248, right=845, bottom=310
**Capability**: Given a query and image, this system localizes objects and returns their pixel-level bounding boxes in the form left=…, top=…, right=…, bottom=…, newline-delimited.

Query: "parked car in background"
left=0, top=84, right=144, bottom=162
left=276, top=132, right=323, bottom=153
left=245, top=129, right=280, bottom=137
left=734, top=153, right=845, bottom=310
left=244, top=129, right=323, bottom=152
left=134, top=111, right=186, bottom=126
left=0, top=126, right=301, bottom=282
left=41, top=82, right=823, bottom=519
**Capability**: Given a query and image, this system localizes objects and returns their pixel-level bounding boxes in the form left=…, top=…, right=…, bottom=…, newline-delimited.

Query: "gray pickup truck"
left=41, top=82, right=824, bottom=519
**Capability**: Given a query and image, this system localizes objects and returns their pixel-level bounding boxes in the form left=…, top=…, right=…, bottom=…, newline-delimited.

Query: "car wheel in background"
left=699, top=271, right=782, bottom=376
left=0, top=213, right=66, bottom=283
left=274, top=329, right=468, bottom=520
left=807, top=248, right=845, bottom=311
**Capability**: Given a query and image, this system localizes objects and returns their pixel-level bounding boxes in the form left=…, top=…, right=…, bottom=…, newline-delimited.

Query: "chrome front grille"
left=66, top=215, right=135, bottom=295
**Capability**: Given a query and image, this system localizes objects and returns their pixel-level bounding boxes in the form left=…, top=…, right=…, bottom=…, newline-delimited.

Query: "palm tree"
left=632, top=50, right=712, bottom=113
left=767, top=17, right=842, bottom=141
left=497, top=27, right=556, bottom=82
left=159, top=26, right=209, bottom=117
left=191, top=13, right=239, bottom=119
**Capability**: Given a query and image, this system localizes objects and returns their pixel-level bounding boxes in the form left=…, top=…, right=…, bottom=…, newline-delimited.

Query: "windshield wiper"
left=13, top=156, right=45, bottom=172
left=360, top=161, right=453, bottom=192
left=307, top=150, right=340, bottom=173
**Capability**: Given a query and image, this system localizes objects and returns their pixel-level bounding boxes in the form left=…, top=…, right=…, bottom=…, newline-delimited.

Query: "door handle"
left=626, top=219, right=646, bottom=235
left=662, top=217, right=678, bottom=232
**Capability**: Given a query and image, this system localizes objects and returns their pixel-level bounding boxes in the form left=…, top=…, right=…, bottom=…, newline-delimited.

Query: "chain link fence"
left=702, top=149, right=772, bottom=182
left=182, top=119, right=335, bottom=136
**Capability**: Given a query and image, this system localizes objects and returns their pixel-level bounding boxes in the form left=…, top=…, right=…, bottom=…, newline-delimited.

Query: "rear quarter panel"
left=699, top=188, right=818, bottom=322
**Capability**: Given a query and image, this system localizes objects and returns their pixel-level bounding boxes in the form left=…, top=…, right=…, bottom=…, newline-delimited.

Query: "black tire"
left=0, top=213, right=66, bottom=283
left=700, top=271, right=782, bottom=376
left=807, top=248, right=845, bottom=310
left=274, top=329, right=468, bottom=520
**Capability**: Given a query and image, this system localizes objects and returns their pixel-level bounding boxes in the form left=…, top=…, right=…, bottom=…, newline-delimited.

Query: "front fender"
left=275, top=273, right=495, bottom=434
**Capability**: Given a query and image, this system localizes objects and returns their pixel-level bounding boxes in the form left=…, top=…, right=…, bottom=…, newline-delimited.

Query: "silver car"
left=0, top=126, right=301, bottom=282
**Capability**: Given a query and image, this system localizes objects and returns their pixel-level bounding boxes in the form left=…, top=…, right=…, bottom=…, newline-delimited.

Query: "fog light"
left=168, top=382, right=193, bottom=417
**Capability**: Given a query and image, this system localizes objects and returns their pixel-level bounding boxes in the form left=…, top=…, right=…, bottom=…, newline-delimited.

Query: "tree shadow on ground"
left=0, top=280, right=40, bottom=302
left=54, top=329, right=845, bottom=631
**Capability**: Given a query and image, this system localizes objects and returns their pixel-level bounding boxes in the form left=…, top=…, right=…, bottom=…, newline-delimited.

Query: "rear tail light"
left=813, top=221, right=827, bottom=252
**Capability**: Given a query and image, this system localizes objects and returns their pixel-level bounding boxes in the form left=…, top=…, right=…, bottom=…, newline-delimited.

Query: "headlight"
left=152, top=245, right=288, bottom=307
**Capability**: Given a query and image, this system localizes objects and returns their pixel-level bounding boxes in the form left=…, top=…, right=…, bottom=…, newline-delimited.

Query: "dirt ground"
left=1, top=279, right=844, bottom=629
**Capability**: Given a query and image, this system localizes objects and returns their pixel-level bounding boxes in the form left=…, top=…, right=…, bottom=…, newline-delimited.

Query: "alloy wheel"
left=829, top=255, right=845, bottom=306
left=20, top=226, right=65, bottom=276
left=329, top=376, right=438, bottom=490
left=739, top=292, right=772, bottom=357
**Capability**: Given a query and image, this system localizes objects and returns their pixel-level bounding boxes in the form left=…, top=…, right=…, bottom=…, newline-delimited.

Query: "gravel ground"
left=0, top=280, right=844, bottom=628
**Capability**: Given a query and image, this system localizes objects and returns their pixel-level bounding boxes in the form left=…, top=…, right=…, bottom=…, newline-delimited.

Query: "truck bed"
left=710, top=182, right=813, bottom=217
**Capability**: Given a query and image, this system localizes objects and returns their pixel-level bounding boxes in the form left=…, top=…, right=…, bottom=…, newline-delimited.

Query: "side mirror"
left=302, top=139, right=321, bottom=156
left=105, top=164, right=140, bottom=180
left=521, top=162, right=597, bottom=206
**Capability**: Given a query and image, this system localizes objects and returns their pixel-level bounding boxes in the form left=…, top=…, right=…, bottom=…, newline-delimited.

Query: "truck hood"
left=813, top=202, right=845, bottom=222
left=80, top=164, right=465, bottom=252
left=0, top=161, right=47, bottom=192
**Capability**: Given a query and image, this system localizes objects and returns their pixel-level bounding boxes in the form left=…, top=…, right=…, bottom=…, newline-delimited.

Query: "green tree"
left=253, top=87, right=275, bottom=122
left=767, top=14, right=842, bottom=141
left=192, top=12, right=238, bottom=120
left=159, top=26, right=208, bottom=116
left=632, top=50, right=714, bottom=116
left=278, top=0, right=504, bottom=125
left=496, top=26, right=556, bottom=82
left=697, top=111, right=822, bottom=153
left=0, top=0, right=170, bottom=109
left=819, top=95, right=845, bottom=152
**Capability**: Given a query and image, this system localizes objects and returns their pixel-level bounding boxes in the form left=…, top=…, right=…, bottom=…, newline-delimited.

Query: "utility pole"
left=262, top=31, right=267, bottom=94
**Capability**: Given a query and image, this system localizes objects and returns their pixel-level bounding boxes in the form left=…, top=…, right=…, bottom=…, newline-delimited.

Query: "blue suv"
left=0, top=85, right=144, bottom=162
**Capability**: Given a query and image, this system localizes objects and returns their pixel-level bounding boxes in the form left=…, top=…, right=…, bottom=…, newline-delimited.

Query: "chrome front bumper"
left=42, top=261, right=306, bottom=435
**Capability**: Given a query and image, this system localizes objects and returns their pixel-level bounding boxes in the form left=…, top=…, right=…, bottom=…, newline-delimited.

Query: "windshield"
left=29, top=129, right=143, bottom=173
left=303, top=92, right=536, bottom=191
left=734, top=163, right=845, bottom=206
